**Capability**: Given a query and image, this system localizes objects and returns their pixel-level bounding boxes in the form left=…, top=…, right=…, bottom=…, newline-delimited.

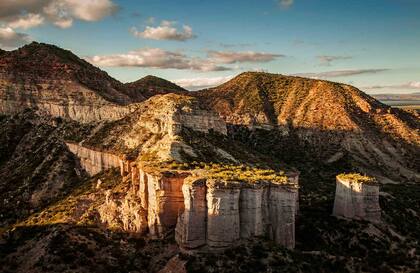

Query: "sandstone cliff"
left=65, top=142, right=121, bottom=176
left=96, top=160, right=299, bottom=250
left=332, top=174, right=381, bottom=222
left=176, top=177, right=298, bottom=251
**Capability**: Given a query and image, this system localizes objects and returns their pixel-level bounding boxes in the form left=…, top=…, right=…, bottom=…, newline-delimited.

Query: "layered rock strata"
left=175, top=178, right=298, bottom=251
left=65, top=142, right=121, bottom=176
left=96, top=162, right=299, bottom=250
left=332, top=176, right=381, bottom=222
left=0, top=97, right=134, bottom=123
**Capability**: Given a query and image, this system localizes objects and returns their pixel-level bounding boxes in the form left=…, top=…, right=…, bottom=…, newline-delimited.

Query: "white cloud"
left=131, top=20, right=195, bottom=41
left=279, top=0, right=294, bottom=8
left=0, top=0, right=117, bottom=29
left=293, top=69, right=388, bottom=79
left=363, top=81, right=420, bottom=90
left=208, top=50, right=284, bottom=64
left=0, top=27, right=31, bottom=48
left=6, top=13, right=44, bottom=29
left=86, top=48, right=230, bottom=72
left=174, top=75, right=234, bottom=90
left=317, top=55, right=352, bottom=66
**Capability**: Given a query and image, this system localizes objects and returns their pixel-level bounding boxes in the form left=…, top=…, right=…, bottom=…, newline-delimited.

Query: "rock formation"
left=65, top=142, right=121, bottom=176
left=176, top=178, right=298, bottom=251
left=95, top=160, right=299, bottom=250
left=81, top=94, right=230, bottom=163
left=332, top=174, right=381, bottom=222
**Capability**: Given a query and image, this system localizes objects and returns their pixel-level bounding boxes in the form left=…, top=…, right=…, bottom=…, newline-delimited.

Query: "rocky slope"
left=80, top=93, right=231, bottom=163
left=195, top=72, right=420, bottom=182
left=124, top=75, right=187, bottom=101
left=0, top=43, right=186, bottom=123
left=0, top=110, right=92, bottom=226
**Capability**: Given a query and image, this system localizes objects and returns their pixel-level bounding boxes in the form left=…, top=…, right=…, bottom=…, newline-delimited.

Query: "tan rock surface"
left=65, top=142, right=121, bottom=176
left=333, top=176, right=381, bottom=222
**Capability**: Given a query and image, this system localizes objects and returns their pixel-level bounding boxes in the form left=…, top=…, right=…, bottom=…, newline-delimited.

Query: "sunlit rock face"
left=176, top=178, right=298, bottom=251
left=0, top=96, right=134, bottom=123
left=65, top=142, right=121, bottom=176
left=143, top=170, right=189, bottom=238
left=332, top=176, right=381, bottom=223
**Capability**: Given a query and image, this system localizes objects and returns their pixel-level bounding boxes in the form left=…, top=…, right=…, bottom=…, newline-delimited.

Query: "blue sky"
left=1, top=0, right=419, bottom=93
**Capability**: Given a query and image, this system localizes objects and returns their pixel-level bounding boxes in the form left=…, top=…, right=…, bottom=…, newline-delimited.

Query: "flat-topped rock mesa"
left=176, top=176, right=298, bottom=251
left=96, top=162, right=299, bottom=251
left=332, top=173, right=381, bottom=223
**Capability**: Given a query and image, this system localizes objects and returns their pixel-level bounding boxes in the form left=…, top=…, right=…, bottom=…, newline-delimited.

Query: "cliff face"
left=332, top=176, right=381, bottom=222
left=176, top=178, right=298, bottom=251
left=65, top=143, right=121, bottom=176
left=94, top=157, right=299, bottom=250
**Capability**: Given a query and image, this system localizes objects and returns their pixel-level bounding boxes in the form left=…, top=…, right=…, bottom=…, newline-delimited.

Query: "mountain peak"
left=124, top=74, right=187, bottom=100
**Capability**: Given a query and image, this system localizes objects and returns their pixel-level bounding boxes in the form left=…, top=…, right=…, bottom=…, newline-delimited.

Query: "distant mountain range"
left=372, top=92, right=420, bottom=102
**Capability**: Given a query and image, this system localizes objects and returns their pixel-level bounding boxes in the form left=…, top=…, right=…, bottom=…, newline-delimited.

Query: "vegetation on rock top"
left=337, top=173, right=378, bottom=184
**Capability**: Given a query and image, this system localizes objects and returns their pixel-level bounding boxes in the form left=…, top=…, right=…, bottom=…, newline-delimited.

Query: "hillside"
left=124, top=75, right=187, bottom=100
left=0, top=110, right=93, bottom=227
left=0, top=43, right=186, bottom=123
left=195, top=72, right=420, bottom=181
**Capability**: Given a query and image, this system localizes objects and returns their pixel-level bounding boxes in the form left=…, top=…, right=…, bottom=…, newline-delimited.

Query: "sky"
left=0, top=0, right=419, bottom=93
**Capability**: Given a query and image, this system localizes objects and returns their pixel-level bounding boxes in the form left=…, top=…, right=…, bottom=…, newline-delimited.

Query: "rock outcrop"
left=95, top=161, right=299, bottom=251
left=175, top=178, right=298, bottom=251
left=332, top=174, right=381, bottom=222
left=65, top=142, right=121, bottom=176
left=82, top=94, right=230, bottom=163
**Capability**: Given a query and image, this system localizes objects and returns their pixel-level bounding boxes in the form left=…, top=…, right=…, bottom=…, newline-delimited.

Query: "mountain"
left=124, top=75, right=187, bottom=100
left=372, top=92, right=420, bottom=101
left=0, top=42, right=141, bottom=123
left=195, top=72, right=420, bottom=181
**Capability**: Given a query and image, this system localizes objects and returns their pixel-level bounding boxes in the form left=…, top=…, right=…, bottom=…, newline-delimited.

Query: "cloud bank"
left=208, top=50, right=284, bottom=64
left=0, top=27, right=31, bottom=48
left=87, top=48, right=230, bottom=72
left=131, top=20, right=195, bottom=41
left=293, top=69, right=388, bottom=79
left=317, top=55, right=352, bottom=66
left=363, top=81, right=420, bottom=90
left=0, top=0, right=118, bottom=29
left=174, top=75, right=234, bottom=90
